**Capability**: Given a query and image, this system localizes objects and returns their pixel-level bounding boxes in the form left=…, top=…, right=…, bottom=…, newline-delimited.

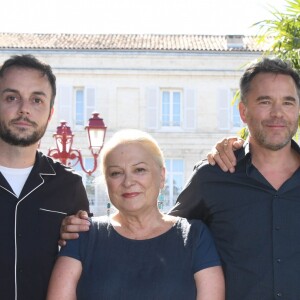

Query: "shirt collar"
left=235, top=139, right=300, bottom=164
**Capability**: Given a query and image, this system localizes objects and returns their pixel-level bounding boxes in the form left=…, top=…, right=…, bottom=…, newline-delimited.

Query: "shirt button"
left=275, top=226, right=280, bottom=230
left=276, top=292, right=282, bottom=297
left=277, top=258, right=282, bottom=263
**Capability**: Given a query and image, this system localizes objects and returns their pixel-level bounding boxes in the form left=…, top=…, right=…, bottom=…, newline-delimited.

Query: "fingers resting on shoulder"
left=207, top=137, right=244, bottom=173
left=59, top=210, right=91, bottom=247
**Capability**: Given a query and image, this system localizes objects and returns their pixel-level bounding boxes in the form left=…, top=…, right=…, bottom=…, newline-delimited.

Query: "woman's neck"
left=111, top=211, right=177, bottom=240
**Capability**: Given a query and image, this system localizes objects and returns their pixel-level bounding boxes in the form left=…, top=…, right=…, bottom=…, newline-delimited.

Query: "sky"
left=1, top=0, right=286, bottom=35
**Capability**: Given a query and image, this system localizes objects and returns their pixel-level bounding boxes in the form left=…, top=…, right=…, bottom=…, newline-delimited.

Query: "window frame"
left=74, top=87, right=85, bottom=126
left=160, top=89, right=182, bottom=129
left=160, top=158, right=184, bottom=212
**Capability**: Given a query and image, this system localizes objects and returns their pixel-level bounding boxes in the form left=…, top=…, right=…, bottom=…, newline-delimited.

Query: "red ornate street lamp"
left=48, top=112, right=107, bottom=176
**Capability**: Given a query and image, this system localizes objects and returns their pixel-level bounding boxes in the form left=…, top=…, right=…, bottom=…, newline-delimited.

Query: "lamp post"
left=48, top=112, right=107, bottom=176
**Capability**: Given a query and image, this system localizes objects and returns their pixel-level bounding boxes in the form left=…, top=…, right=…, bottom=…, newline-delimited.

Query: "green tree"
left=255, top=0, right=300, bottom=70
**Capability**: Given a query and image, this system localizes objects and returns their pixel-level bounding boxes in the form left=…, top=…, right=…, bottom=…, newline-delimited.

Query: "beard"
left=0, top=116, right=48, bottom=147
left=254, top=131, right=294, bottom=150
left=252, top=119, right=298, bottom=151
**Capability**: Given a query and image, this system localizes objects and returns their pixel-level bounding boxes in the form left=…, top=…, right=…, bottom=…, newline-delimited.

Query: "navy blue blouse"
left=59, top=217, right=221, bottom=300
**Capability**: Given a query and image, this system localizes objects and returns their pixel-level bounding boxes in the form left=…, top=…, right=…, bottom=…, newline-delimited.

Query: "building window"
left=161, top=90, right=181, bottom=127
left=57, top=86, right=96, bottom=128
left=73, top=87, right=96, bottom=127
left=75, top=88, right=84, bottom=126
left=160, top=159, right=184, bottom=212
left=74, top=157, right=96, bottom=206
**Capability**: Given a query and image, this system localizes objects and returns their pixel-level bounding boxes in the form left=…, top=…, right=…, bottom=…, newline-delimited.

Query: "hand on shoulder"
left=59, top=210, right=91, bottom=246
left=207, top=137, right=244, bottom=173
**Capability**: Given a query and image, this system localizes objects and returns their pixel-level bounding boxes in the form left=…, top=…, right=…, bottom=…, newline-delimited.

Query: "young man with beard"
left=170, top=58, right=300, bottom=299
left=0, top=55, right=90, bottom=300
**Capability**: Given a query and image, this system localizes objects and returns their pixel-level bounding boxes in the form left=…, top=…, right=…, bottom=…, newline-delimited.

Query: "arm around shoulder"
left=207, top=137, right=244, bottom=173
left=59, top=210, right=91, bottom=246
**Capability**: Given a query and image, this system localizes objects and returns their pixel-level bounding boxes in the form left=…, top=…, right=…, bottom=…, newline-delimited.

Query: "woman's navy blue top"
left=59, top=216, right=221, bottom=300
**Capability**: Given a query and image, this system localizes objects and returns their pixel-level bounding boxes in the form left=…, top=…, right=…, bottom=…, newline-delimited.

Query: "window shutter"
left=85, top=87, right=96, bottom=123
left=145, top=88, right=159, bottom=129
left=217, top=89, right=230, bottom=130
left=57, top=86, right=73, bottom=125
left=184, top=89, right=196, bottom=130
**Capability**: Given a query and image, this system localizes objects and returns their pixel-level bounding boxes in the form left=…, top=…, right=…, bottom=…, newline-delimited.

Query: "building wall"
left=0, top=49, right=261, bottom=215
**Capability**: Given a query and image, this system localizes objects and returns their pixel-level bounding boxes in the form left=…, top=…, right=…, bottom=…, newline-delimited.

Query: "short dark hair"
left=240, top=57, right=300, bottom=104
left=0, top=54, right=56, bottom=109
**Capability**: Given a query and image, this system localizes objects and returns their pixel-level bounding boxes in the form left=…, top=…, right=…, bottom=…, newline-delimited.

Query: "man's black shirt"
left=0, top=151, right=89, bottom=300
left=170, top=141, right=300, bottom=300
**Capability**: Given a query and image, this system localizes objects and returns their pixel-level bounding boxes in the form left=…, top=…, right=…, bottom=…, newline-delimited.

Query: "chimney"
left=226, top=35, right=244, bottom=49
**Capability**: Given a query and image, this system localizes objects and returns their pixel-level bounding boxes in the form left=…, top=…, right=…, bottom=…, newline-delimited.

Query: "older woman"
left=47, top=129, right=224, bottom=300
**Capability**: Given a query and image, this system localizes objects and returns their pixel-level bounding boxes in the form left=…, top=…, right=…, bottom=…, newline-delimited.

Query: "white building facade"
left=0, top=33, right=267, bottom=215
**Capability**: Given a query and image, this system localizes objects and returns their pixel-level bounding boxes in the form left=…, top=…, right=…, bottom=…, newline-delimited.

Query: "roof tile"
left=0, top=33, right=271, bottom=51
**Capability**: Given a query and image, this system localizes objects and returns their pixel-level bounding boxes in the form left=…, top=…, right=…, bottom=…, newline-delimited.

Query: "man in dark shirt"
left=170, top=57, right=300, bottom=300
left=0, top=55, right=90, bottom=300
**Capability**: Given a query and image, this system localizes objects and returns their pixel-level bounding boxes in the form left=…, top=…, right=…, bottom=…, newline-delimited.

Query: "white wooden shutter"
left=57, top=86, right=73, bottom=125
left=184, top=89, right=196, bottom=130
left=85, top=87, right=96, bottom=123
left=217, top=88, right=230, bottom=130
left=145, top=88, right=159, bottom=129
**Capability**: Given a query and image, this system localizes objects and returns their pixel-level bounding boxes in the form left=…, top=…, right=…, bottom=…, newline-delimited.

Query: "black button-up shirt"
left=170, top=141, right=300, bottom=300
left=0, top=151, right=90, bottom=300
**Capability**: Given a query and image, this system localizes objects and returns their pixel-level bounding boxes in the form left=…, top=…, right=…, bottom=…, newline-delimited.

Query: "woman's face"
left=104, top=142, right=165, bottom=215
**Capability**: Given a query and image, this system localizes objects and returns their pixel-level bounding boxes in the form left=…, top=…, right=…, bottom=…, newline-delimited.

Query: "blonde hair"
left=100, top=129, right=165, bottom=174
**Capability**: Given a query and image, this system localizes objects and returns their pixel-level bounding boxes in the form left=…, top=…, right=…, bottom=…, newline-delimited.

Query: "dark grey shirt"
left=170, top=141, right=300, bottom=300
left=59, top=216, right=221, bottom=300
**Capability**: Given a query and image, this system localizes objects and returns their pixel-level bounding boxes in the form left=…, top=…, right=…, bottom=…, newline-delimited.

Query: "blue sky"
left=1, top=0, right=285, bottom=35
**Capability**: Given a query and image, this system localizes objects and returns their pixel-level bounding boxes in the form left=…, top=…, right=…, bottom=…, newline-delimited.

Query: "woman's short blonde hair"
left=100, top=129, right=165, bottom=174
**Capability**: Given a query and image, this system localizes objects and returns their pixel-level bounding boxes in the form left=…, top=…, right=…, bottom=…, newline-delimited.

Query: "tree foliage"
left=255, top=0, right=300, bottom=70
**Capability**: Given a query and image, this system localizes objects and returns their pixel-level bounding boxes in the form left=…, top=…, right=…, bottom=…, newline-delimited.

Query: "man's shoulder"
left=194, top=147, right=247, bottom=172
left=193, top=159, right=224, bottom=176
left=36, top=151, right=83, bottom=179
left=193, top=159, right=210, bottom=171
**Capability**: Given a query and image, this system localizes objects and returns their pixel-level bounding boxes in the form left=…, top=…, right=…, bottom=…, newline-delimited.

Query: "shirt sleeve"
left=58, top=232, right=86, bottom=261
left=191, top=220, right=221, bottom=273
left=168, top=161, right=208, bottom=220
left=58, top=219, right=100, bottom=263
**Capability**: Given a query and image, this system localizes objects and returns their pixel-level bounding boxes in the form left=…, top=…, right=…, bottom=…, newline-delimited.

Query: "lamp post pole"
left=48, top=112, right=107, bottom=176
